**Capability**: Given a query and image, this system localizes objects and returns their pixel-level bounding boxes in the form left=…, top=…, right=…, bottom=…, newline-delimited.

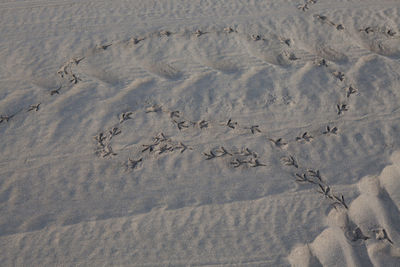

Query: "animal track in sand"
left=54, top=23, right=358, bottom=84
left=3, top=17, right=397, bottom=259
left=289, top=150, right=400, bottom=267
left=350, top=24, right=400, bottom=58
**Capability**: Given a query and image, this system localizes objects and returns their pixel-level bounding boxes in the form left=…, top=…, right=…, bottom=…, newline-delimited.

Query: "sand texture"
left=0, top=0, right=400, bottom=266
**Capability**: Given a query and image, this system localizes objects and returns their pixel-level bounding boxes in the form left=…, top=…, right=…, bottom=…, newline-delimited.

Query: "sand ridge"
left=0, top=0, right=400, bottom=266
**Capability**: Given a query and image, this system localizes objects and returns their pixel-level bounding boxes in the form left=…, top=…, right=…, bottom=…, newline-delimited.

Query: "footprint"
left=244, top=35, right=317, bottom=67
left=243, top=36, right=293, bottom=66
left=350, top=175, right=400, bottom=247
left=288, top=205, right=371, bottom=266
left=367, top=39, right=400, bottom=58
left=289, top=150, right=400, bottom=266
left=356, top=31, right=400, bottom=59
left=310, top=224, right=369, bottom=266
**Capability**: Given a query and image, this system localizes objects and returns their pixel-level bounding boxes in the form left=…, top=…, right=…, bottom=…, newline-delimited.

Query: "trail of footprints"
left=0, top=14, right=397, bottom=125
left=86, top=18, right=398, bottom=264
left=281, top=154, right=349, bottom=210
left=92, top=99, right=344, bottom=173
left=289, top=153, right=400, bottom=266
left=0, top=33, right=366, bottom=126
left=1, top=13, right=399, bottom=264
left=297, top=0, right=318, bottom=12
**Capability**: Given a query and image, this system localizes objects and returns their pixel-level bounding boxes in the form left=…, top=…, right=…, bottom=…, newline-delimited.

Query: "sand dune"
left=0, top=0, right=400, bottom=266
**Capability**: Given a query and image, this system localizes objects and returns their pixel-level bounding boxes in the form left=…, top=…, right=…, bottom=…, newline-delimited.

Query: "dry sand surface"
left=1, top=0, right=400, bottom=266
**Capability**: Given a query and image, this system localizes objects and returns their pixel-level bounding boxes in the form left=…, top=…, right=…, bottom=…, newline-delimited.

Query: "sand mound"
left=289, top=151, right=400, bottom=266
left=1, top=0, right=400, bottom=265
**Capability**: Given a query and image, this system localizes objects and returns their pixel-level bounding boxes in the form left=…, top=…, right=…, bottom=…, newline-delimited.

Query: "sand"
left=0, top=0, right=400, bottom=266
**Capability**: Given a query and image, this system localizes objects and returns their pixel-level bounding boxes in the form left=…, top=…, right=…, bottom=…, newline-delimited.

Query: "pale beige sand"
left=0, top=0, right=400, bottom=266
